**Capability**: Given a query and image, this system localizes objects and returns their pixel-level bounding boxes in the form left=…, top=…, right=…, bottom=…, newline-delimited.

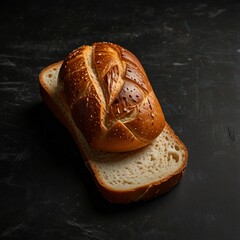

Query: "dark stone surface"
left=0, top=0, right=240, bottom=239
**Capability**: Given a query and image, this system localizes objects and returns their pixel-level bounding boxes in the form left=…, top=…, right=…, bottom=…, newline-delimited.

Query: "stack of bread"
left=39, top=42, right=188, bottom=203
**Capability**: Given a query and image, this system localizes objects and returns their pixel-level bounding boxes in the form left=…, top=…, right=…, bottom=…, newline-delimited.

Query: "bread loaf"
left=39, top=43, right=188, bottom=203
left=58, top=42, right=165, bottom=152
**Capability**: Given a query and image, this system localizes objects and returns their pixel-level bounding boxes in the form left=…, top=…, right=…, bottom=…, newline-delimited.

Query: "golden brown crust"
left=57, top=43, right=165, bottom=152
left=39, top=61, right=188, bottom=204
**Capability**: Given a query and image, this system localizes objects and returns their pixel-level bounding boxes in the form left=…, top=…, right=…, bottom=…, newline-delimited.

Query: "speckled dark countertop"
left=1, top=0, right=240, bottom=239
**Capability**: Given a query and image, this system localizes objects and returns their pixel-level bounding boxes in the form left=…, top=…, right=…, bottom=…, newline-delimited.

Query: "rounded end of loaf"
left=58, top=42, right=165, bottom=152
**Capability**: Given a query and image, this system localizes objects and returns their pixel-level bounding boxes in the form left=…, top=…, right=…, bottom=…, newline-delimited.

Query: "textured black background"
left=1, top=0, right=240, bottom=239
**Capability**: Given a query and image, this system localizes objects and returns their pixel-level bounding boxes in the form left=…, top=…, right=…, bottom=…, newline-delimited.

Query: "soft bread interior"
left=40, top=63, right=187, bottom=191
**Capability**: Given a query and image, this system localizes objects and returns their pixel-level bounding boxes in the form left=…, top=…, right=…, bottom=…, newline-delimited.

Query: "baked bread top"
left=58, top=42, right=165, bottom=152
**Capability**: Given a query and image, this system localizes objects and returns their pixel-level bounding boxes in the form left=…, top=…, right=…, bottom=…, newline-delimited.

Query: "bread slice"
left=39, top=61, right=188, bottom=203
